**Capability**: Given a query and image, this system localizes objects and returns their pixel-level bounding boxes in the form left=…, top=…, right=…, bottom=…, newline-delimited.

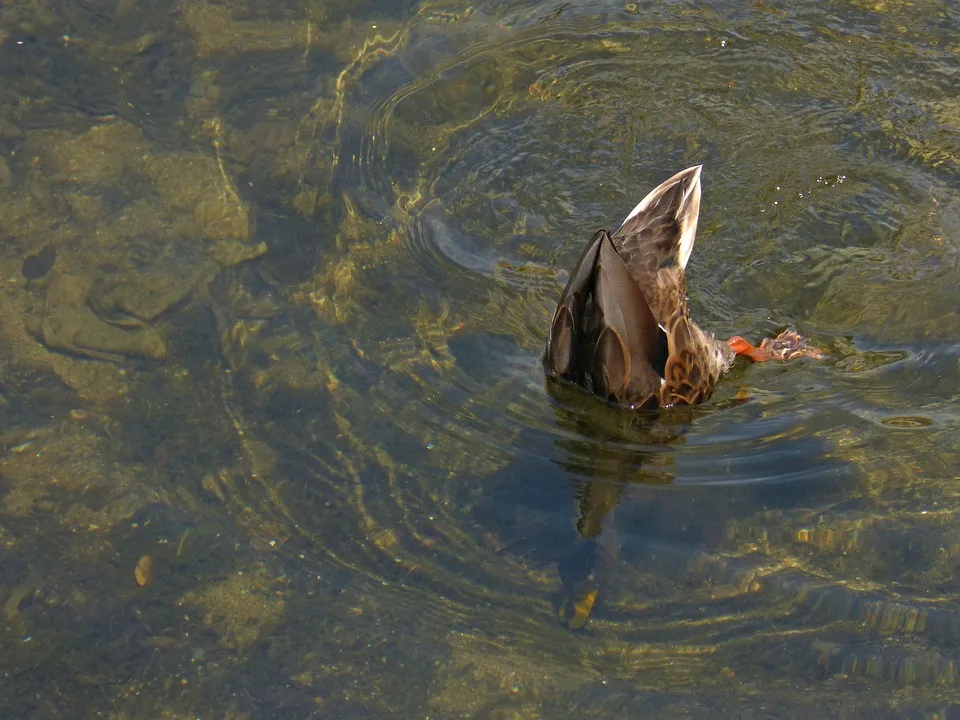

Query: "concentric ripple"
left=220, top=0, right=960, bottom=696
left=317, top=0, right=960, bottom=484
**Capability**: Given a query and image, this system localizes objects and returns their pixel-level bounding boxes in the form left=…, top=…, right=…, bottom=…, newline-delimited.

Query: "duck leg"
left=728, top=329, right=825, bottom=363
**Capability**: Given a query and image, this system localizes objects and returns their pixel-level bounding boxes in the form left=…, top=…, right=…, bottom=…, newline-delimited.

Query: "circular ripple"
left=218, top=0, right=960, bottom=684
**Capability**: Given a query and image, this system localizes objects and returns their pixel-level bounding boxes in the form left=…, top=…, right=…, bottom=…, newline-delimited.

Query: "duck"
left=544, top=165, right=823, bottom=410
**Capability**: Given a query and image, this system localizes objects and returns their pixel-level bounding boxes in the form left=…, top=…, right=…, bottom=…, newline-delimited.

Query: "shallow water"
left=2, top=0, right=960, bottom=717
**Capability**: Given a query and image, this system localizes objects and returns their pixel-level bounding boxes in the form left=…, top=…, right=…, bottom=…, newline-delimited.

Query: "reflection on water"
left=2, top=0, right=960, bottom=717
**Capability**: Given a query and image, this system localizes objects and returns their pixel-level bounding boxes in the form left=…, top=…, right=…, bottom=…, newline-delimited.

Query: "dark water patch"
left=21, top=244, right=57, bottom=280
left=255, top=203, right=324, bottom=284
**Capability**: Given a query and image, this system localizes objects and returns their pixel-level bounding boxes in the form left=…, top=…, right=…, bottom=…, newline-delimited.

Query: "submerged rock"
left=38, top=272, right=167, bottom=362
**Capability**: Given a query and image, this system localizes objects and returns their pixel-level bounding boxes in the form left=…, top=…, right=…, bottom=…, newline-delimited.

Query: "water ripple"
left=223, top=0, right=960, bottom=693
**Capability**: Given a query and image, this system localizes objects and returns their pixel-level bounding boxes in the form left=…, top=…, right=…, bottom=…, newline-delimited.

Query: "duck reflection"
left=545, top=378, right=693, bottom=628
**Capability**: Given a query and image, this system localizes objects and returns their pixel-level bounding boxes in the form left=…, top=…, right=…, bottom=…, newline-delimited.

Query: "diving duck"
left=544, top=165, right=822, bottom=409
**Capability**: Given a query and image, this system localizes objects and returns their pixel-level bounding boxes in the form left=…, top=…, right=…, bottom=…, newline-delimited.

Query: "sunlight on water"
left=2, top=0, right=960, bottom=717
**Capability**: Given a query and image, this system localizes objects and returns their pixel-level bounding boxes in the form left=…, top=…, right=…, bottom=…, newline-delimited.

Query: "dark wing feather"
left=544, top=230, right=604, bottom=379
left=591, top=233, right=663, bottom=406
left=591, top=326, right=629, bottom=400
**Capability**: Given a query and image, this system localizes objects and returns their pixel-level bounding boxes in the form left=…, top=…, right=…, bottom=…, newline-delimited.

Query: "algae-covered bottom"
left=1, top=0, right=960, bottom=718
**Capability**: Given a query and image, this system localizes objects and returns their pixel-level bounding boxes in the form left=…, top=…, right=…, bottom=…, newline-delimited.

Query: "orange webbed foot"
left=728, top=330, right=825, bottom=363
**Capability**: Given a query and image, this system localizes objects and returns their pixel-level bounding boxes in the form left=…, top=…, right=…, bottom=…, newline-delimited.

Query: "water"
left=1, top=0, right=960, bottom=717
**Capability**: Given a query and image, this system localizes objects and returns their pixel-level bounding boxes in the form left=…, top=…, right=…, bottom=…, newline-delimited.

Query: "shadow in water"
left=545, top=377, right=699, bottom=629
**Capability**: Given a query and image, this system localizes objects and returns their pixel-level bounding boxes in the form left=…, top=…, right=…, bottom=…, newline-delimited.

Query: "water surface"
left=1, top=0, right=960, bottom=717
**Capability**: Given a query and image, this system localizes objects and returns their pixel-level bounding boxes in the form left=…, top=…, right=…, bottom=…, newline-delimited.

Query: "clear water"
left=2, top=0, right=960, bottom=717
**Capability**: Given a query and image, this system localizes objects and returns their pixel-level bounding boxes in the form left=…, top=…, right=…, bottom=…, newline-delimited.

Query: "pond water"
left=1, top=0, right=960, bottom=717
